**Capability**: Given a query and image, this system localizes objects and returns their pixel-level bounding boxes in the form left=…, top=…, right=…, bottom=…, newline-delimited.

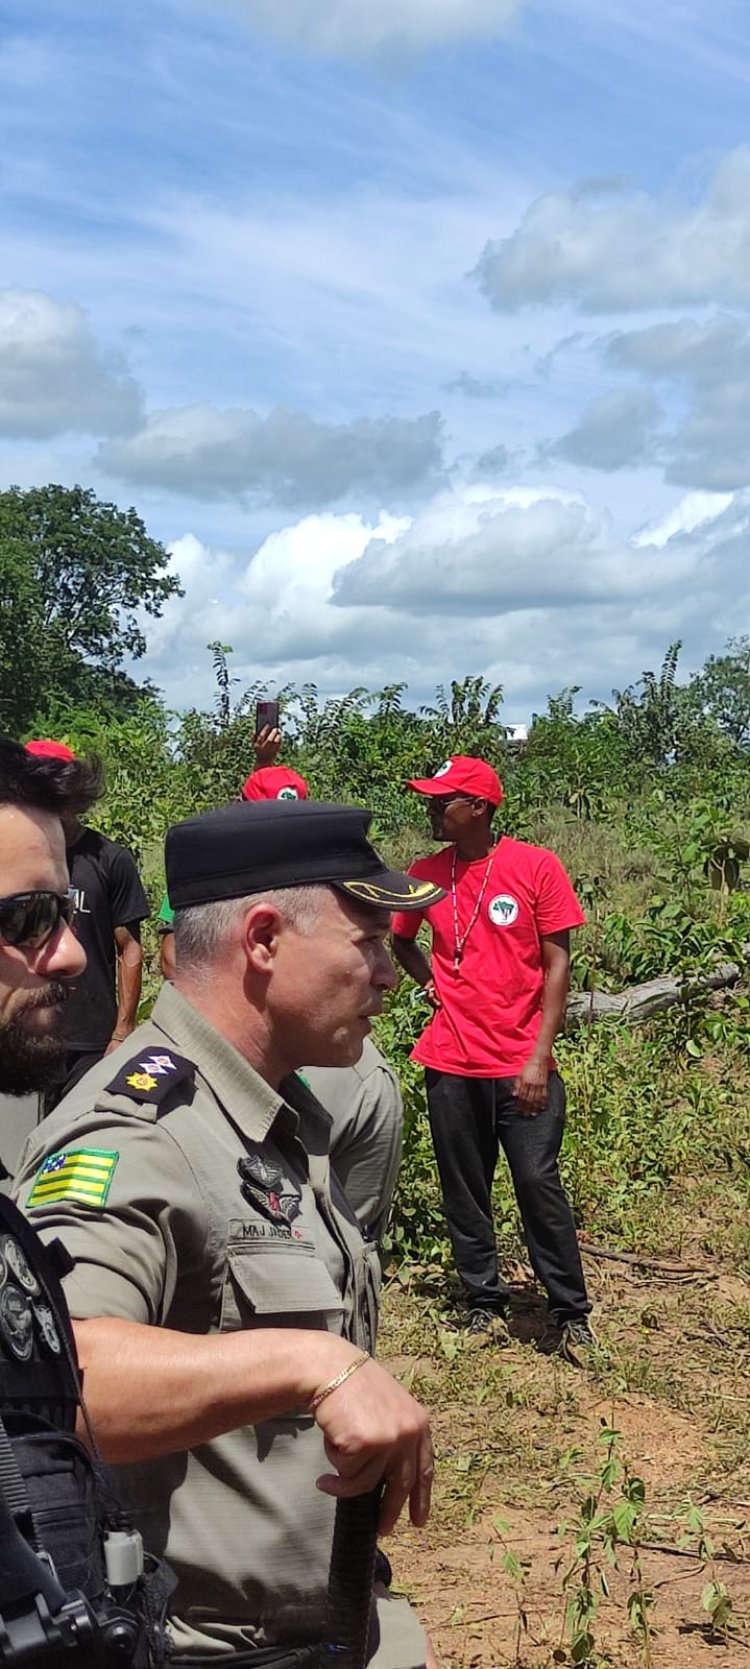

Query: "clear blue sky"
left=2, top=0, right=749, bottom=718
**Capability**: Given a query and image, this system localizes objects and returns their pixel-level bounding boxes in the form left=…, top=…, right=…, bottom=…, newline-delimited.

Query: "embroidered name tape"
left=27, top=1148, right=119, bottom=1211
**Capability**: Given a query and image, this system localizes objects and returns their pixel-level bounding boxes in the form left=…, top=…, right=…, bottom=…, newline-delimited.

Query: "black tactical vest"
left=0, top=1193, right=173, bottom=1665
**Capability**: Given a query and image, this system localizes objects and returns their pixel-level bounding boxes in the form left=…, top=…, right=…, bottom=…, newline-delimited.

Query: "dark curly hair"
left=0, top=739, right=106, bottom=815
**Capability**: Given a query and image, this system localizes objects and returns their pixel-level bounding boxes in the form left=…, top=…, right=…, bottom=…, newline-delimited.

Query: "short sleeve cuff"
left=31, top=1225, right=152, bottom=1323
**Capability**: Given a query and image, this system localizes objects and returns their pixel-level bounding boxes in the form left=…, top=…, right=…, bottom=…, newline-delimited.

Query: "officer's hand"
left=314, top=1358, right=434, bottom=1535
left=513, top=1055, right=548, bottom=1116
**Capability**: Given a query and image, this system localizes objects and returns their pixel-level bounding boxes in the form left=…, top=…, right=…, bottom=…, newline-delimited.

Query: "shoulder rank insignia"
left=106, top=1049, right=195, bottom=1105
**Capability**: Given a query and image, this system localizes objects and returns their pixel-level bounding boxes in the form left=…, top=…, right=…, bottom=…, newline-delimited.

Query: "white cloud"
left=632, top=490, right=734, bottom=548
left=139, top=512, right=409, bottom=706
left=472, top=148, right=750, bottom=313
left=137, top=482, right=750, bottom=718
left=472, top=444, right=510, bottom=478
left=220, top=0, right=521, bottom=57
left=607, top=314, right=747, bottom=382
left=607, top=314, right=750, bottom=488
left=333, top=483, right=660, bottom=613
left=0, top=289, right=141, bottom=438
left=99, top=403, right=444, bottom=505
left=235, top=509, right=410, bottom=652
left=550, top=388, right=664, bottom=471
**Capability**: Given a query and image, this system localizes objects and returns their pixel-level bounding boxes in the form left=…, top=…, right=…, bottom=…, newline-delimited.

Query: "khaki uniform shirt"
left=12, top=986, right=424, bottom=1664
left=304, top=1037, right=403, bottom=1244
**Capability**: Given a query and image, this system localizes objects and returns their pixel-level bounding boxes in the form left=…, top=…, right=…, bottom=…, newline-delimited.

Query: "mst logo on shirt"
left=488, top=893, right=519, bottom=927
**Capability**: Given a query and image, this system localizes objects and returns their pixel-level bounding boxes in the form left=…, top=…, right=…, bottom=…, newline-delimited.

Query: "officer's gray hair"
left=173, top=886, right=327, bottom=976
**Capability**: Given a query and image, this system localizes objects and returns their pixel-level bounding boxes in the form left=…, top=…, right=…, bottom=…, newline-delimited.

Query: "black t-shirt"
left=62, top=829, right=149, bottom=1050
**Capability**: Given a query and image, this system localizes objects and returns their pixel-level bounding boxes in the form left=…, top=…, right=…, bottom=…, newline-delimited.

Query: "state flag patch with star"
left=27, top=1148, right=119, bottom=1210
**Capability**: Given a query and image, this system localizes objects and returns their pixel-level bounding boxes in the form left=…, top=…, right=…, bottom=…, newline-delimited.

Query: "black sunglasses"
left=0, top=889, right=76, bottom=949
left=427, top=794, right=477, bottom=814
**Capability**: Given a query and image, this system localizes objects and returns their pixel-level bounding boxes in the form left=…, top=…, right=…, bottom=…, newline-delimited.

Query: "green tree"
left=596, top=642, right=693, bottom=769
left=418, top=675, right=506, bottom=765
left=689, top=637, right=750, bottom=749
left=0, top=484, right=182, bottom=732
left=515, top=692, right=628, bottom=822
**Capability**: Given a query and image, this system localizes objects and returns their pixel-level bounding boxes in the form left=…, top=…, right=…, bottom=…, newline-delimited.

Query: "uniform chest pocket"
left=221, top=1238, right=345, bottom=1333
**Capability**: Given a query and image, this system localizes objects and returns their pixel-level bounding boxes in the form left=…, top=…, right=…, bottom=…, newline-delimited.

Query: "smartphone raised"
left=255, top=699, right=280, bottom=733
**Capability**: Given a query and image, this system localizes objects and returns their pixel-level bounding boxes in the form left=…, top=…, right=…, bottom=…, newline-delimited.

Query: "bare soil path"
left=380, top=1240, right=750, bottom=1667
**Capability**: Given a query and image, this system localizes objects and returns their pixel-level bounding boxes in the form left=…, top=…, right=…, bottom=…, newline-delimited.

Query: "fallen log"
left=565, top=950, right=750, bottom=1029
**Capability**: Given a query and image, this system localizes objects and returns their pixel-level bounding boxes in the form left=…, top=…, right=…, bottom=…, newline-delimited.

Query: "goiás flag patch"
left=27, top=1147, right=119, bottom=1211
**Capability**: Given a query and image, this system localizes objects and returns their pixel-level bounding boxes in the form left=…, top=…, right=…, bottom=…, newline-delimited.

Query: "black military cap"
left=166, top=799, right=445, bottom=912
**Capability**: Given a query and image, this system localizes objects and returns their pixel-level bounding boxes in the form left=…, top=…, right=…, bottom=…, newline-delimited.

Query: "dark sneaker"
left=538, top=1318, right=597, bottom=1365
left=465, top=1307, right=510, bottom=1346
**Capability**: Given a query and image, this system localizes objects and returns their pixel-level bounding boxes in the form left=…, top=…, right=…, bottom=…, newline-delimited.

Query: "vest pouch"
left=6, top=1416, right=109, bottom=1601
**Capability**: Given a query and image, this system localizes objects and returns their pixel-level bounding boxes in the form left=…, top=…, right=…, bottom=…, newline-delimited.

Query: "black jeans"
left=425, top=1069, right=590, bottom=1325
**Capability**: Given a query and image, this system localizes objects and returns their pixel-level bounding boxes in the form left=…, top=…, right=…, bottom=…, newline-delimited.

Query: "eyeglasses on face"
left=0, top=889, right=76, bottom=950
left=427, top=794, right=477, bottom=814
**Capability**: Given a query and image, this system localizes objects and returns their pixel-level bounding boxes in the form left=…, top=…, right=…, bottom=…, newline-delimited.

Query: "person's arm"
left=107, top=923, right=143, bottom=1051
left=513, top=930, right=570, bottom=1115
left=72, top=1316, right=433, bottom=1536
left=106, top=844, right=149, bottom=1050
left=253, top=725, right=282, bottom=767
left=391, top=933, right=439, bottom=1008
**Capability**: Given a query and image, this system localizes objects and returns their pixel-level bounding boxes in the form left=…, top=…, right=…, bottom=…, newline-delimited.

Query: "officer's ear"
left=240, top=901, right=285, bottom=973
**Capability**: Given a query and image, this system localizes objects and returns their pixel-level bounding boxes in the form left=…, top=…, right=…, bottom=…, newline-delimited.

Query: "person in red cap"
left=24, top=741, right=148, bottom=1110
left=157, top=728, right=308, bottom=979
left=158, top=724, right=404, bottom=1247
left=391, top=755, right=594, bottom=1362
left=241, top=764, right=309, bottom=802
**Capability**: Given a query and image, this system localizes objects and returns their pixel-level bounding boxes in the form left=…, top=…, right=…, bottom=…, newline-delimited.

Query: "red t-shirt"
left=391, top=837, right=585, bottom=1078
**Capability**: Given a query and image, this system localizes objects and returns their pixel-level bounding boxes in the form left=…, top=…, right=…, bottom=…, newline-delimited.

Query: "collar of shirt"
left=149, top=982, right=287, bottom=1147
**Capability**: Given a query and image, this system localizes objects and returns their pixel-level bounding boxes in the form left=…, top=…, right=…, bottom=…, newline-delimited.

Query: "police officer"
left=0, top=735, right=170, bottom=1664
left=158, top=905, right=403, bottom=1247
left=14, top=800, right=443, bottom=1667
left=157, top=732, right=404, bottom=1246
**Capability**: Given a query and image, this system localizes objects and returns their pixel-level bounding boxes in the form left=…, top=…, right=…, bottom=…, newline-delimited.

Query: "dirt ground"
left=379, top=1241, right=750, bottom=1668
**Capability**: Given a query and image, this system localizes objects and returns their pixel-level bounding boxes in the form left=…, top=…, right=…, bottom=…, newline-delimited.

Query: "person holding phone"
left=156, top=716, right=404, bottom=1246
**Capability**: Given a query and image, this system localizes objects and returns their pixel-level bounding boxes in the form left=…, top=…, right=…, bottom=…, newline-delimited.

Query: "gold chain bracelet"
left=309, top=1350, right=370, bottom=1412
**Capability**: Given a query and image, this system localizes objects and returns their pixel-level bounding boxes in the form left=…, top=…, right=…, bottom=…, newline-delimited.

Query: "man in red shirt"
left=391, top=755, right=593, bottom=1362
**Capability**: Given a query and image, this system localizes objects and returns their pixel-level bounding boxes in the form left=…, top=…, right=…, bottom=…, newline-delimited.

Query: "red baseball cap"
left=407, top=755, right=503, bottom=806
left=25, top=739, right=77, bottom=762
left=241, top=766, right=310, bottom=803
